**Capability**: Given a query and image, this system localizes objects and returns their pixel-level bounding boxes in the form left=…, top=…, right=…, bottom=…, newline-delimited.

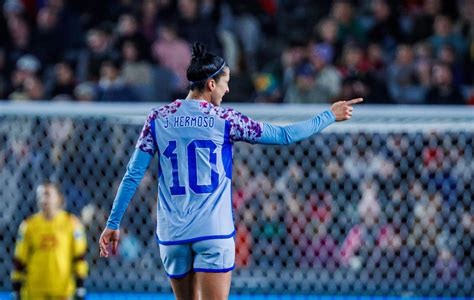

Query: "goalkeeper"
left=11, top=181, right=88, bottom=300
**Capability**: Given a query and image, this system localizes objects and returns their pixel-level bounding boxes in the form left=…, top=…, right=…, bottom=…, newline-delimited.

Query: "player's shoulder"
left=199, top=102, right=241, bottom=120
left=27, top=212, right=43, bottom=224
left=147, top=100, right=183, bottom=121
left=19, top=212, right=41, bottom=232
left=62, top=211, right=83, bottom=226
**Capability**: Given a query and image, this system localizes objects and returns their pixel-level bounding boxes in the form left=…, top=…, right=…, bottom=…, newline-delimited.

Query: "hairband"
left=189, top=62, right=226, bottom=84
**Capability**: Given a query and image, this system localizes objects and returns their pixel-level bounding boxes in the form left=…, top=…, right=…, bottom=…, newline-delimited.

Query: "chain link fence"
left=0, top=103, right=473, bottom=296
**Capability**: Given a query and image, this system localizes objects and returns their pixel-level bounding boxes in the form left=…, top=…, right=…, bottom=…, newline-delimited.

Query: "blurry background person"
left=309, top=43, right=341, bottom=102
left=11, top=181, right=88, bottom=300
left=45, top=61, right=77, bottom=99
left=152, top=22, right=191, bottom=95
left=425, top=62, right=465, bottom=104
left=96, top=59, right=139, bottom=101
left=387, top=44, right=426, bottom=104
left=73, top=82, right=96, bottom=101
left=284, top=61, right=320, bottom=103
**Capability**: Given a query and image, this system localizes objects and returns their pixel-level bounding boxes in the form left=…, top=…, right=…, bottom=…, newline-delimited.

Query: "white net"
left=0, top=103, right=473, bottom=296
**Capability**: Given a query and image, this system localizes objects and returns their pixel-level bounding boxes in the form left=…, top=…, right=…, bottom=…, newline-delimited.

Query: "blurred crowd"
left=0, top=0, right=473, bottom=104
left=231, top=133, right=473, bottom=284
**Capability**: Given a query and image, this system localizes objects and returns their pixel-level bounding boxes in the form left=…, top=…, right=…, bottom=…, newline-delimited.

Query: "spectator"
left=46, top=0, right=83, bottom=50
left=331, top=0, right=366, bottom=45
left=152, top=22, right=191, bottom=93
left=122, top=39, right=176, bottom=101
left=224, top=46, right=256, bottom=102
left=77, top=25, right=120, bottom=82
left=339, top=180, right=400, bottom=269
left=387, top=44, right=426, bottom=104
left=4, top=16, right=32, bottom=71
left=435, top=247, right=460, bottom=283
left=229, top=0, right=263, bottom=72
left=437, top=44, right=465, bottom=86
left=413, top=42, right=434, bottom=89
left=284, top=62, right=321, bottom=103
left=367, top=43, right=386, bottom=80
left=31, top=6, right=63, bottom=65
left=262, top=38, right=306, bottom=100
left=121, top=40, right=153, bottom=87
left=176, top=0, right=221, bottom=53
left=406, top=0, right=442, bottom=42
left=368, top=0, right=402, bottom=55
left=96, top=59, right=139, bottom=102
left=46, top=61, right=77, bottom=99
left=428, top=15, right=467, bottom=57
left=22, top=76, right=45, bottom=100
left=455, top=0, right=474, bottom=42
left=139, top=0, right=160, bottom=43
left=114, top=13, right=151, bottom=61
left=339, top=43, right=389, bottom=103
left=9, top=76, right=45, bottom=101
left=414, top=42, right=434, bottom=64
left=7, top=54, right=40, bottom=98
left=314, top=17, right=343, bottom=64
left=74, top=82, right=96, bottom=101
left=338, top=43, right=371, bottom=77
left=425, top=62, right=465, bottom=104
left=309, top=43, right=341, bottom=102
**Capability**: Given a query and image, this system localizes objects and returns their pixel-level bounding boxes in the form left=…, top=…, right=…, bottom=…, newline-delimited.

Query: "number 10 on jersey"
left=163, top=140, right=219, bottom=195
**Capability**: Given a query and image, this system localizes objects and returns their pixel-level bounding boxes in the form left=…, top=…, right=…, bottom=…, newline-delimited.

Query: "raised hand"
left=330, top=98, right=363, bottom=122
left=99, top=228, right=120, bottom=257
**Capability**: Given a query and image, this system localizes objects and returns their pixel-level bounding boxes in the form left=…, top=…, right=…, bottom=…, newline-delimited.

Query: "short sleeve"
left=219, top=108, right=263, bottom=143
left=136, top=110, right=158, bottom=156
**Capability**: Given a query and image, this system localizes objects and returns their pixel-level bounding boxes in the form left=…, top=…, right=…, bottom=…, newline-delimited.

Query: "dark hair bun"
left=191, top=42, right=207, bottom=60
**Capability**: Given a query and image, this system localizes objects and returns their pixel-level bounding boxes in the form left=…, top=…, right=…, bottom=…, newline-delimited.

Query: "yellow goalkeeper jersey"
left=11, top=210, right=88, bottom=298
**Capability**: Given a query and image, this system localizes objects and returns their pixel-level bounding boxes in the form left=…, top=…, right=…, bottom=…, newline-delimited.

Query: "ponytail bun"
left=191, top=42, right=207, bottom=61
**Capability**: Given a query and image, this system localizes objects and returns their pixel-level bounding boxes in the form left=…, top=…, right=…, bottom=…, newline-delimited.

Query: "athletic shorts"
left=159, top=237, right=235, bottom=278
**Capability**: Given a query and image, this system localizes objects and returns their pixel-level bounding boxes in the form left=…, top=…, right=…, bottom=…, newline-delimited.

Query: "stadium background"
left=0, top=0, right=473, bottom=298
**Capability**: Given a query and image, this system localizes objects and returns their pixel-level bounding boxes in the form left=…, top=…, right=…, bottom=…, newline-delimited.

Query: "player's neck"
left=42, top=209, right=60, bottom=220
left=185, top=90, right=211, bottom=103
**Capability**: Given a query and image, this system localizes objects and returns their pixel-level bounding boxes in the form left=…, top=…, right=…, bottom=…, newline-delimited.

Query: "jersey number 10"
left=163, top=140, right=219, bottom=195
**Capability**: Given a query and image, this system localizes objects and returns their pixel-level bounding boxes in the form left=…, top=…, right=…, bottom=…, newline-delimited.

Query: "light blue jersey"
left=148, top=99, right=255, bottom=244
left=106, top=99, right=336, bottom=246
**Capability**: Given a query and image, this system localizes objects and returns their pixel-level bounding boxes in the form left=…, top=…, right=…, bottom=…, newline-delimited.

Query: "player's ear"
left=207, top=79, right=216, bottom=91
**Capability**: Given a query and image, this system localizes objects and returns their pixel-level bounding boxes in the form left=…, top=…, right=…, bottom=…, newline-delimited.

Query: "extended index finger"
left=347, top=98, right=363, bottom=105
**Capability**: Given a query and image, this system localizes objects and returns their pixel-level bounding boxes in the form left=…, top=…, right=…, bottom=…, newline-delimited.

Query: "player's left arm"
left=71, top=216, right=88, bottom=300
left=257, top=98, right=363, bottom=145
left=227, top=98, right=362, bottom=145
left=100, top=110, right=157, bottom=258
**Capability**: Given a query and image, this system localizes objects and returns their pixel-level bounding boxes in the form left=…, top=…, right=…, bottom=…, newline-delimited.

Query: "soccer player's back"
left=147, top=99, right=238, bottom=244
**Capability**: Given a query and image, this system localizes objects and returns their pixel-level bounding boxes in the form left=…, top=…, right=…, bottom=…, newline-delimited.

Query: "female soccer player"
left=99, top=42, right=362, bottom=299
left=12, top=181, right=88, bottom=300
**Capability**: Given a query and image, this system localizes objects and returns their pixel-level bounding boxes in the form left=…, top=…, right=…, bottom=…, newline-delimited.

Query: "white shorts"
left=159, top=237, right=235, bottom=278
